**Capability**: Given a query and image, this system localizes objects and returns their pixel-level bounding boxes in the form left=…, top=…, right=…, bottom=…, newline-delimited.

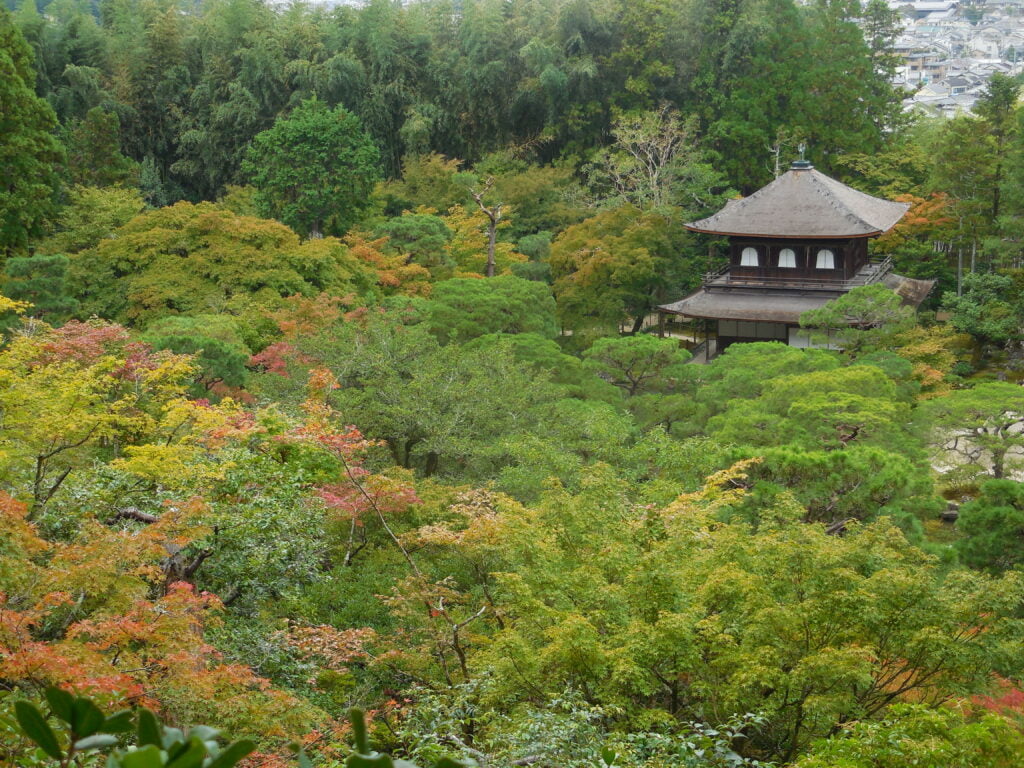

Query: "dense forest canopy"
left=6, top=0, right=1024, bottom=766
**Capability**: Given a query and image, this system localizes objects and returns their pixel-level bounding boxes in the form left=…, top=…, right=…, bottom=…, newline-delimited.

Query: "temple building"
left=658, top=160, right=935, bottom=357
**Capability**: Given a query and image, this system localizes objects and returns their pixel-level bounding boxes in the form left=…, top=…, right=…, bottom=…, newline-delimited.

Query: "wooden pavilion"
left=658, top=160, right=935, bottom=357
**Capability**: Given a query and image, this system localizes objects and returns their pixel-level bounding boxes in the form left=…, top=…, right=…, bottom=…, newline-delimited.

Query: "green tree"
left=294, top=315, right=559, bottom=478
left=68, top=201, right=374, bottom=325
left=378, top=212, right=453, bottom=276
left=480, top=159, right=583, bottom=240
left=588, top=104, right=688, bottom=209
left=956, top=479, right=1024, bottom=573
left=63, top=106, right=138, bottom=187
left=794, top=704, right=1024, bottom=768
left=379, top=153, right=467, bottom=216
left=798, top=284, right=915, bottom=353
left=0, top=8, right=64, bottom=259
left=942, top=272, right=1021, bottom=347
left=550, top=205, right=684, bottom=333
left=142, top=314, right=251, bottom=393
left=464, top=332, right=621, bottom=403
left=706, top=365, right=915, bottom=454
left=796, top=0, right=903, bottom=175
left=37, top=184, right=145, bottom=255
left=729, top=444, right=931, bottom=528
left=244, top=98, right=382, bottom=238
left=582, top=334, right=691, bottom=396
left=1, top=252, right=77, bottom=322
left=973, top=73, right=1020, bottom=223
left=425, top=276, right=558, bottom=345
left=921, top=382, right=1024, bottom=480
left=411, top=464, right=1024, bottom=762
left=929, top=114, right=995, bottom=246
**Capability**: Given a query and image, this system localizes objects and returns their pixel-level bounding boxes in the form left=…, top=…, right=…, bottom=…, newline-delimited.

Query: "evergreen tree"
left=244, top=98, right=382, bottom=238
left=0, top=8, right=64, bottom=259
left=2, top=251, right=78, bottom=321
left=64, top=106, right=138, bottom=187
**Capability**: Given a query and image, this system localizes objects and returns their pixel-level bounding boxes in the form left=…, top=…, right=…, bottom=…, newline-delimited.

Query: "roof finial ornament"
left=792, top=142, right=813, bottom=171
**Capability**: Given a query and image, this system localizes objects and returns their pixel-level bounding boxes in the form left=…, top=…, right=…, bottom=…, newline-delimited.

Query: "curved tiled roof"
left=686, top=166, right=911, bottom=238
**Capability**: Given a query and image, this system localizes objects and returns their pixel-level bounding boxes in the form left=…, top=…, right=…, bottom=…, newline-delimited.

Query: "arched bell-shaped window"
left=778, top=248, right=797, bottom=268
left=815, top=248, right=836, bottom=269
left=740, top=247, right=759, bottom=266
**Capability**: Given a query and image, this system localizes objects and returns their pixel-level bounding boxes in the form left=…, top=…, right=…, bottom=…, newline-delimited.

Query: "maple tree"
left=0, top=319, right=195, bottom=516
left=345, top=231, right=433, bottom=297
left=550, top=205, right=684, bottom=333
left=397, top=462, right=1024, bottom=762
left=67, top=202, right=375, bottom=326
left=0, top=489, right=321, bottom=744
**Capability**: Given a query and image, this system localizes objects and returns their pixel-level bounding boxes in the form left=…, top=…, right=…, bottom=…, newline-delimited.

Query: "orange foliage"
left=0, top=481, right=321, bottom=744
left=267, top=293, right=348, bottom=340
left=282, top=623, right=376, bottom=672
left=874, top=193, right=954, bottom=252
left=344, top=232, right=432, bottom=297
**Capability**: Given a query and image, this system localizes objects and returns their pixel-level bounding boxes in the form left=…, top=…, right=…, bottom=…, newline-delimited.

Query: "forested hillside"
left=5, top=0, right=1024, bottom=766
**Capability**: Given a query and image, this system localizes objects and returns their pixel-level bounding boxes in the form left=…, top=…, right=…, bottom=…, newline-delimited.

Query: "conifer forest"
left=8, top=0, right=1024, bottom=765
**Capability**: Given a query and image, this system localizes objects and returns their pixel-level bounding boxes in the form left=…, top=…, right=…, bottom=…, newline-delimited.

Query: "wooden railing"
left=702, top=257, right=893, bottom=291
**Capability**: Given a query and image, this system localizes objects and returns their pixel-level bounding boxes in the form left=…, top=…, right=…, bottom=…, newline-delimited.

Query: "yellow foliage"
left=344, top=231, right=433, bottom=296
left=892, top=324, right=971, bottom=398
left=0, top=294, right=30, bottom=315
left=443, top=204, right=527, bottom=277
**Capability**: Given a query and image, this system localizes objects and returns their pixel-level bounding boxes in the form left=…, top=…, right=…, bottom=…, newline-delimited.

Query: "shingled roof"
left=686, top=163, right=911, bottom=239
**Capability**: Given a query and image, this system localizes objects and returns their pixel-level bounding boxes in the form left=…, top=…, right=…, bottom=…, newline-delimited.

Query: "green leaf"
left=205, top=739, right=256, bottom=768
left=162, top=726, right=185, bottom=750
left=166, top=738, right=190, bottom=762
left=349, top=707, right=371, bottom=754
left=74, top=733, right=120, bottom=751
left=103, top=709, right=135, bottom=734
left=433, top=759, right=468, bottom=768
left=348, top=754, right=394, bottom=768
left=137, top=709, right=162, bottom=747
left=14, top=700, right=63, bottom=760
left=165, top=737, right=207, bottom=768
left=72, top=696, right=106, bottom=738
left=44, top=687, right=74, bottom=724
left=187, top=725, right=219, bottom=742
left=120, top=744, right=166, bottom=768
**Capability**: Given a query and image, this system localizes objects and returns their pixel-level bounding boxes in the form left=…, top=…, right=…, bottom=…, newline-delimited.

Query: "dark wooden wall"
left=728, top=236, right=870, bottom=281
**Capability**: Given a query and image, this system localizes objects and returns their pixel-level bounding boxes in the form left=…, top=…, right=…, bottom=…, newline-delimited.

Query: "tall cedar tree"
left=0, top=9, right=64, bottom=259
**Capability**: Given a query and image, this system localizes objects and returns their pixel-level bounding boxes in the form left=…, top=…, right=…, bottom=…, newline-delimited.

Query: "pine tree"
left=2, top=252, right=79, bottom=322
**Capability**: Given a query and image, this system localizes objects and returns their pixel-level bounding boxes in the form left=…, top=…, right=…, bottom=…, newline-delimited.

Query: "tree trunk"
left=486, top=219, right=497, bottom=278
left=425, top=451, right=440, bottom=477
left=470, top=178, right=502, bottom=278
left=993, top=446, right=1007, bottom=479
left=403, top=438, right=419, bottom=469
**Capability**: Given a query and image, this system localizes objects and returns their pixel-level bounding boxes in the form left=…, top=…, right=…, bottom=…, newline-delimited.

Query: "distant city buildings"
left=881, top=0, right=1024, bottom=117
